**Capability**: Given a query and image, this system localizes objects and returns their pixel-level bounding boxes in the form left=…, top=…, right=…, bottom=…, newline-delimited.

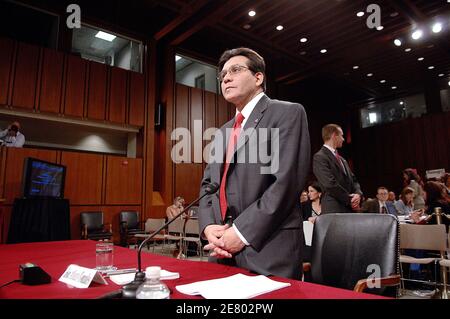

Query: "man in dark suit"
left=198, top=47, right=310, bottom=279
left=313, top=124, right=362, bottom=214
left=362, top=187, right=398, bottom=216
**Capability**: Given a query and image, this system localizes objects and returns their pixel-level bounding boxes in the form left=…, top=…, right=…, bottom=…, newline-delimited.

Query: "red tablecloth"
left=0, top=240, right=385, bottom=299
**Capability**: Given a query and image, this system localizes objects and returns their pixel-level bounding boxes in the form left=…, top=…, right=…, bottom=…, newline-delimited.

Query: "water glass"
left=95, top=241, right=114, bottom=271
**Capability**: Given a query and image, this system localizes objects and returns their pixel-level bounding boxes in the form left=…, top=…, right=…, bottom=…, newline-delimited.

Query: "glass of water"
left=95, top=241, right=115, bottom=271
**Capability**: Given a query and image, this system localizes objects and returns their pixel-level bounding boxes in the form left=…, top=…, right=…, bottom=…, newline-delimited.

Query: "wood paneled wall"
left=352, top=111, right=450, bottom=197
left=0, top=36, right=145, bottom=126
left=168, top=84, right=234, bottom=204
left=0, top=147, right=143, bottom=243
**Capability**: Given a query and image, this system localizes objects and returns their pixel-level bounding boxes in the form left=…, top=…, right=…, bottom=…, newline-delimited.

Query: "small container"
left=136, top=266, right=170, bottom=299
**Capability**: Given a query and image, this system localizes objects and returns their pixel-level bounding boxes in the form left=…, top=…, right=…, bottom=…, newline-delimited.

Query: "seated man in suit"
left=362, top=186, right=397, bottom=216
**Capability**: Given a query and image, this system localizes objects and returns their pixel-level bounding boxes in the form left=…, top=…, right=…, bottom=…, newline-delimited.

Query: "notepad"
left=176, top=273, right=290, bottom=299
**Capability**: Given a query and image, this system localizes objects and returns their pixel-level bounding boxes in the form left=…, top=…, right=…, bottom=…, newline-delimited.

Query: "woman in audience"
left=394, top=187, right=416, bottom=216
left=443, top=173, right=450, bottom=196
left=402, top=168, right=426, bottom=210
left=301, top=182, right=322, bottom=223
left=300, top=190, right=309, bottom=204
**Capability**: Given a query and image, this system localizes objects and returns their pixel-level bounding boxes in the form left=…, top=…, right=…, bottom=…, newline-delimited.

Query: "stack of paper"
left=109, top=269, right=180, bottom=285
left=176, top=273, right=290, bottom=299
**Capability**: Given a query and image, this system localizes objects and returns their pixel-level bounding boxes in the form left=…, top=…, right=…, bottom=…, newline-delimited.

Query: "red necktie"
left=220, top=112, right=245, bottom=221
left=334, top=150, right=346, bottom=173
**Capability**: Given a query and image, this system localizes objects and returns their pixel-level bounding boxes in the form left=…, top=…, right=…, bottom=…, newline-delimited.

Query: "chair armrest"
left=104, top=223, right=112, bottom=233
left=81, top=224, right=87, bottom=239
left=303, top=262, right=311, bottom=273
left=354, top=274, right=401, bottom=293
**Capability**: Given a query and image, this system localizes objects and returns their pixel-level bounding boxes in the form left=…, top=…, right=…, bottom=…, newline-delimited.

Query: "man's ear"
left=254, top=72, right=264, bottom=87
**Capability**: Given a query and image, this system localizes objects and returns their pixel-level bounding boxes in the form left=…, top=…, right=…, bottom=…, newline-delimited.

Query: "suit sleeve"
left=313, top=152, right=351, bottom=206
left=233, top=104, right=310, bottom=251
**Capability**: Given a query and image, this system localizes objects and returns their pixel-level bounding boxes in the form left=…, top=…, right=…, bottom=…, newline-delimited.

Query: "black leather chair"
left=119, top=211, right=146, bottom=247
left=80, top=211, right=113, bottom=241
left=304, top=213, right=400, bottom=296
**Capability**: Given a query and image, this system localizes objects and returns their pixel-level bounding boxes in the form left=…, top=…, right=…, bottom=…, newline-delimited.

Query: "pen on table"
left=103, top=268, right=137, bottom=277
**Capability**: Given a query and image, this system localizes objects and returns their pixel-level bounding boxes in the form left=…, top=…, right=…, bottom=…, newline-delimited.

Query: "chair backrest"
left=310, top=213, right=399, bottom=294
left=167, top=216, right=185, bottom=234
left=184, top=219, right=200, bottom=236
left=145, top=218, right=166, bottom=233
left=80, top=211, right=104, bottom=231
left=120, top=211, right=140, bottom=230
left=399, top=223, right=447, bottom=251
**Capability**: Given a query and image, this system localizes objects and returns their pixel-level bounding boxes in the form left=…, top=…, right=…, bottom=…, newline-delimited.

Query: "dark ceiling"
left=6, top=0, right=450, bottom=105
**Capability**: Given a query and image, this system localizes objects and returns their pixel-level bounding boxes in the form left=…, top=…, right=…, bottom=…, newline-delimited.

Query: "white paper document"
left=303, top=221, right=314, bottom=246
left=109, top=269, right=180, bottom=285
left=175, top=273, right=290, bottom=299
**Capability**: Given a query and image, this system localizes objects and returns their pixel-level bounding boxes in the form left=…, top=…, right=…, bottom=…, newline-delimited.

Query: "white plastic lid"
left=145, top=266, right=161, bottom=279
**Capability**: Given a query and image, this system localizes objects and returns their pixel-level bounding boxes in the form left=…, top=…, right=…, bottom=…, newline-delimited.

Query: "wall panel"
left=0, top=37, right=14, bottom=105
left=64, top=54, right=86, bottom=117
left=105, top=156, right=142, bottom=205
left=39, top=48, right=64, bottom=114
left=129, top=72, right=145, bottom=126
left=108, top=67, right=127, bottom=124
left=87, top=62, right=107, bottom=120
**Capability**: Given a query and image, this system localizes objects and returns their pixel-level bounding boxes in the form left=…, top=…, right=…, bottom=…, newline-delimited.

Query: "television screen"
left=22, top=158, right=66, bottom=199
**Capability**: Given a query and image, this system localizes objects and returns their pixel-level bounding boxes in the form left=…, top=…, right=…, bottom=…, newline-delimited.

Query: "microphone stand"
left=121, top=182, right=218, bottom=299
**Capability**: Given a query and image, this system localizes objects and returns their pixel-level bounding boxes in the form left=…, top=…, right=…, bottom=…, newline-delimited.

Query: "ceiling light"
left=369, top=113, right=377, bottom=124
left=248, top=10, right=256, bottom=17
left=438, top=73, right=444, bottom=77
left=300, top=38, right=308, bottom=43
left=411, top=29, right=423, bottom=40
left=394, top=39, right=402, bottom=46
left=391, top=86, right=397, bottom=89
left=242, top=24, right=252, bottom=30
left=357, top=12, right=364, bottom=17
left=353, top=65, right=359, bottom=70
left=175, top=55, right=181, bottom=62
left=95, top=31, right=116, bottom=42
left=428, top=66, right=435, bottom=70
left=390, top=12, right=399, bottom=17
left=399, top=101, right=404, bottom=105
left=367, top=73, right=373, bottom=77
left=376, top=26, right=384, bottom=31
left=417, top=57, right=424, bottom=61
left=380, top=80, right=386, bottom=83
left=300, top=51, right=307, bottom=55
left=448, top=81, right=450, bottom=86
left=276, top=25, right=284, bottom=31
left=432, top=22, right=442, bottom=33
left=404, top=48, right=412, bottom=52
left=320, top=49, right=327, bottom=53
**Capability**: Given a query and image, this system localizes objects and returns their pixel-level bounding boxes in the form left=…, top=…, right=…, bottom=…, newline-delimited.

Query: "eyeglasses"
left=217, top=64, right=251, bottom=82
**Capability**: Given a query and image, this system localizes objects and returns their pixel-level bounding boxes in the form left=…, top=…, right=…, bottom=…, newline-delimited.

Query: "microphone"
left=120, top=182, right=219, bottom=299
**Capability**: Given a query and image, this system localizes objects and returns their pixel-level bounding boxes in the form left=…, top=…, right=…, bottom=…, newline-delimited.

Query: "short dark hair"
left=218, top=47, right=266, bottom=91
left=377, top=187, right=388, bottom=194
left=322, top=124, right=341, bottom=142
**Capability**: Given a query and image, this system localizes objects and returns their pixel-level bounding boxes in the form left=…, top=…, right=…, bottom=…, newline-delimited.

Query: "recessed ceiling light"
left=411, top=29, right=423, bottom=40
left=320, top=49, right=327, bottom=53
left=356, top=12, right=364, bottom=17
left=367, top=73, right=373, bottom=77
left=432, top=22, right=442, bottom=33
left=399, top=101, right=404, bottom=105
left=353, top=65, right=359, bottom=70
left=391, top=86, right=397, bottom=89
left=300, top=38, right=308, bottom=43
left=175, top=55, right=181, bottom=62
left=380, top=80, right=386, bottom=83
left=438, top=73, right=444, bottom=77
left=95, top=31, right=116, bottom=42
left=276, top=25, right=284, bottom=31
left=448, top=81, right=450, bottom=87
left=404, top=48, right=412, bottom=52
left=417, top=57, right=424, bottom=61
left=390, top=12, right=399, bottom=17
left=248, top=10, right=256, bottom=17
left=300, top=51, right=307, bottom=55
left=428, top=66, right=435, bottom=70
left=394, top=39, right=402, bottom=46
left=242, top=24, right=252, bottom=30
left=376, top=26, right=384, bottom=31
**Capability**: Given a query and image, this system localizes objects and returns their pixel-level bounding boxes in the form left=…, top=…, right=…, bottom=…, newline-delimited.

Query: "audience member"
left=387, top=191, right=396, bottom=202
left=361, top=186, right=397, bottom=216
left=313, top=124, right=362, bottom=213
left=394, top=187, right=416, bottom=216
left=301, top=182, right=322, bottom=223
left=402, top=168, right=425, bottom=210
left=443, top=173, right=450, bottom=196
left=166, top=196, right=185, bottom=219
left=0, top=121, right=25, bottom=147
left=300, top=190, right=308, bottom=204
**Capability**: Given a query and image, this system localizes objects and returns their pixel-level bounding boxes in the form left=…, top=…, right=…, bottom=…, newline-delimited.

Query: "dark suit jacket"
left=362, top=199, right=398, bottom=216
left=198, top=95, right=311, bottom=279
left=313, top=146, right=362, bottom=214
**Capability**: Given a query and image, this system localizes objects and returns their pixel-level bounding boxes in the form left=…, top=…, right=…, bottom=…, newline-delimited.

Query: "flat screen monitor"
left=22, top=157, right=66, bottom=199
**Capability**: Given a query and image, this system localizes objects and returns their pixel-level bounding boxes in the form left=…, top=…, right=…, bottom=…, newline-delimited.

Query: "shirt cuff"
left=232, top=224, right=250, bottom=246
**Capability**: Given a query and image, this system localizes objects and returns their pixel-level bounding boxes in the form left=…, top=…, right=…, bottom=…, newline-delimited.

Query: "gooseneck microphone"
left=120, top=182, right=219, bottom=299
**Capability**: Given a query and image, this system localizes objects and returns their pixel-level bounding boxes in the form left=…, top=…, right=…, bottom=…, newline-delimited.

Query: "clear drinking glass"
left=95, top=241, right=114, bottom=271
